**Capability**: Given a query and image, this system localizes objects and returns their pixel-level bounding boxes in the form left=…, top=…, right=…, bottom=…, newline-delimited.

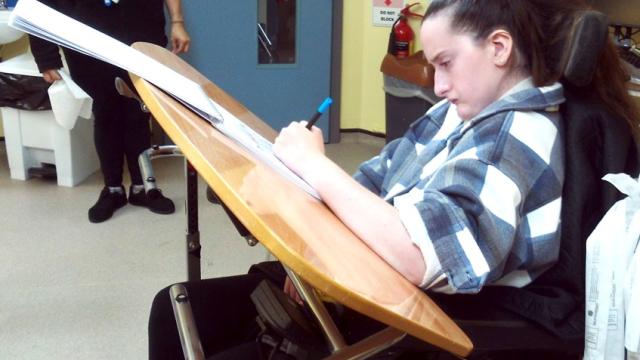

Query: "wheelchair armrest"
left=170, top=284, right=206, bottom=360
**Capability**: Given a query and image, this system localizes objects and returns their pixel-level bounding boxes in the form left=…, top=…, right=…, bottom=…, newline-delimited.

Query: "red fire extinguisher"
left=389, top=3, right=423, bottom=59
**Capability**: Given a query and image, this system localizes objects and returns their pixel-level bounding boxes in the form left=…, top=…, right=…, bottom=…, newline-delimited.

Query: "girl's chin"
left=455, top=106, right=475, bottom=121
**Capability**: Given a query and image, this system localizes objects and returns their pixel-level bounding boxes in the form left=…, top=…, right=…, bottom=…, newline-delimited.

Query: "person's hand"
left=273, top=121, right=325, bottom=179
left=41, top=69, right=62, bottom=84
left=170, top=22, right=191, bottom=54
left=284, top=276, right=303, bottom=305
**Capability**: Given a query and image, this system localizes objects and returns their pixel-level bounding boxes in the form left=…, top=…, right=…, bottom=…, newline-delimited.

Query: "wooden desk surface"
left=131, top=42, right=473, bottom=357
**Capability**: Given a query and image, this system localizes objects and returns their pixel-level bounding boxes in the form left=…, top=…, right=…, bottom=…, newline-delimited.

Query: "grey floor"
left=0, top=132, right=384, bottom=359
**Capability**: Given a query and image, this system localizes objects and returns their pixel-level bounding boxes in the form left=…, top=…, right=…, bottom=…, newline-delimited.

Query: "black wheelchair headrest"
left=561, top=11, right=609, bottom=87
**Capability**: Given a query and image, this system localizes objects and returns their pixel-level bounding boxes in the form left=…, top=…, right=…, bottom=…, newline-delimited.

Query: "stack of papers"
left=9, top=0, right=319, bottom=199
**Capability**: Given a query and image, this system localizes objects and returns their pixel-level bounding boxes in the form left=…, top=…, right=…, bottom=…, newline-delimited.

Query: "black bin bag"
left=0, top=72, right=51, bottom=111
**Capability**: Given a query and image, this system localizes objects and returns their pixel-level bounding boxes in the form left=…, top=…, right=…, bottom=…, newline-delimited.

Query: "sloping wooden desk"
left=130, top=42, right=472, bottom=358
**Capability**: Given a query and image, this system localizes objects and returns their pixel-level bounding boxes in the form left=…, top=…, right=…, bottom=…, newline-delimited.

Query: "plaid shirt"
left=354, top=82, right=565, bottom=294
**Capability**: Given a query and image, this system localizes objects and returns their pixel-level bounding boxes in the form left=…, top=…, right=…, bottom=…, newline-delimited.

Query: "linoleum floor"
left=0, top=132, right=384, bottom=359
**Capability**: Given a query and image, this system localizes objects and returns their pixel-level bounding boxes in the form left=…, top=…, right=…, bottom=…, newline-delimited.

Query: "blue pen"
left=305, top=97, right=333, bottom=130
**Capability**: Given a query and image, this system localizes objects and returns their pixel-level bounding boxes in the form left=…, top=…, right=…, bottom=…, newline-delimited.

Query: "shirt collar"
left=500, top=77, right=535, bottom=100
left=469, top=81, right=563, bottom=122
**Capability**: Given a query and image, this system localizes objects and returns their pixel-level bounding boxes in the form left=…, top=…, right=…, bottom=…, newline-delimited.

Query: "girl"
left=149, top=1, right=640, bottom=358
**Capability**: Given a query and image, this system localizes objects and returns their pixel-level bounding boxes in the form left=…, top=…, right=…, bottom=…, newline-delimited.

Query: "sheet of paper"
left=585, top=174, right=640, bottom=360
left=10, top=0, right=319, bottom=199
left=10, top=0, right=215, bottom=121
left=211, top=100, right=318, bottom=197
left=48, top=69, right=92, bottom=130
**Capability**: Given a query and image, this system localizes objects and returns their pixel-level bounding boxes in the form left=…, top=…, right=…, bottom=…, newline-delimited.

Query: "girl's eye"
left=440, top=61, right=450, bottom=69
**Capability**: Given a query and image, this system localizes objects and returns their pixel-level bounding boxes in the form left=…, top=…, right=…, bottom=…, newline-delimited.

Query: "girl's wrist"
left=299, top=154, right=330, bottom=190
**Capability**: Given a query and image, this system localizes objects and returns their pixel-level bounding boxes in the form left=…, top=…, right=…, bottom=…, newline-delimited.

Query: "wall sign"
left=372, top=0, right=405, bottom=27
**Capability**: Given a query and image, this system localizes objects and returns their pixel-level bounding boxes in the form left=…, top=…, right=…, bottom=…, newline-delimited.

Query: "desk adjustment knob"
left=245, top=235, right=259, bottom=247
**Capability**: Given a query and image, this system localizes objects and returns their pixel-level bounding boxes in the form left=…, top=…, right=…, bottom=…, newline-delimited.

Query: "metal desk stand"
left=116, top=77, right=202, bottom=281
left=284, top=267, right=407, bottom=360
left=138, top=145, right=204, bottom=280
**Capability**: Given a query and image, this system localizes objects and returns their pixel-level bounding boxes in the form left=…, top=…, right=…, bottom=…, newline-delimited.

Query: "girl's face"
left=421, top=13, right=514, bottom=120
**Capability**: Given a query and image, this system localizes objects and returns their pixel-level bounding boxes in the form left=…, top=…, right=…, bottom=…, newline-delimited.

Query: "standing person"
left=29, top=0, right=191, bottom=223
left=148, top=0, right=640, bottom=358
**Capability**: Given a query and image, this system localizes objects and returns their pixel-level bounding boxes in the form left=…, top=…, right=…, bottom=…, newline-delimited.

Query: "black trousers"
left=148, top=263, right=392, bottom=360
left=63, top=49, right=150, bottom=187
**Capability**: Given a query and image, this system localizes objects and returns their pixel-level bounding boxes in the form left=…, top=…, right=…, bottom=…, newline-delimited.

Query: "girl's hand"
left=273, top=121, right=325, bottom=180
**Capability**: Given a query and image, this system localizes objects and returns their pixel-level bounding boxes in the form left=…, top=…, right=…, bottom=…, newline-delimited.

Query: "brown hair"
left=591, top=40, right=640, bottom=140
left=423, top=0, right=640, bottom=139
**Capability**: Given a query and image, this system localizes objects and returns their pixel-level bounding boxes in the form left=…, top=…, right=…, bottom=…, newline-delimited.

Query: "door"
left=181, top=1, right=338, bottom=141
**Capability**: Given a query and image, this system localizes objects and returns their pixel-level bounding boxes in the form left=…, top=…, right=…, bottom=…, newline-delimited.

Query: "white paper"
left=10, top=0, right=319, bottom=199
left=10, top=0, right=218, bottom=122
left=585, top=174, right=640, bottom=360
left=625, top=217, right=640, bottom=353
left=585, top=198, right=625, bottom=360
left=211, top=103, right=319, bottom=197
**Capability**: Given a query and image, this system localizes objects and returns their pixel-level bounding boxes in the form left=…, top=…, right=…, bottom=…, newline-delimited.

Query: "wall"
left=340, top=0, right=429, bottom=133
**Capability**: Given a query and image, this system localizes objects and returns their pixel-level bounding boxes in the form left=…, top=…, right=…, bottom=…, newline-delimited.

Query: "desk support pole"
left=284, top=267, right=407, bottom=360
left=185, top=160, right=201, bottom=281
left=138, top=145, right=201, bottom=281
left=283, top=267, right=347, bottom=352
left=325, top=327, right=406, bottom=360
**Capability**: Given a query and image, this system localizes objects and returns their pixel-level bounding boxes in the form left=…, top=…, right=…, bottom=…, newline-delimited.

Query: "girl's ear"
left=487, top=29, right=514, bottom=67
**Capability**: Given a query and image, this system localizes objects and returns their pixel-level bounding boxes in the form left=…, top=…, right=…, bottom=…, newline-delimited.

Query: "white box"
left=1, top=107, right=99, bottom=186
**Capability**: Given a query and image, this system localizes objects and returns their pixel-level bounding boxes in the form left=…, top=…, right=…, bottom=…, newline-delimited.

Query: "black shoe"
left=88, top=186, right=127, bottom=223
left=128, top=186, right=147, bottom=207
left=128, top=186, right=175, bottom=215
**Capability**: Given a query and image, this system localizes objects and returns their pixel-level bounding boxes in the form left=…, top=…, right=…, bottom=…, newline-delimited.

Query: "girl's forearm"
left=304, top=156, right=427, bottom=285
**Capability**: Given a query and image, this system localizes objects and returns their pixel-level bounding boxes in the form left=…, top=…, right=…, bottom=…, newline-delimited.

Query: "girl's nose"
left=433, top=71, right=450, bottom=98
